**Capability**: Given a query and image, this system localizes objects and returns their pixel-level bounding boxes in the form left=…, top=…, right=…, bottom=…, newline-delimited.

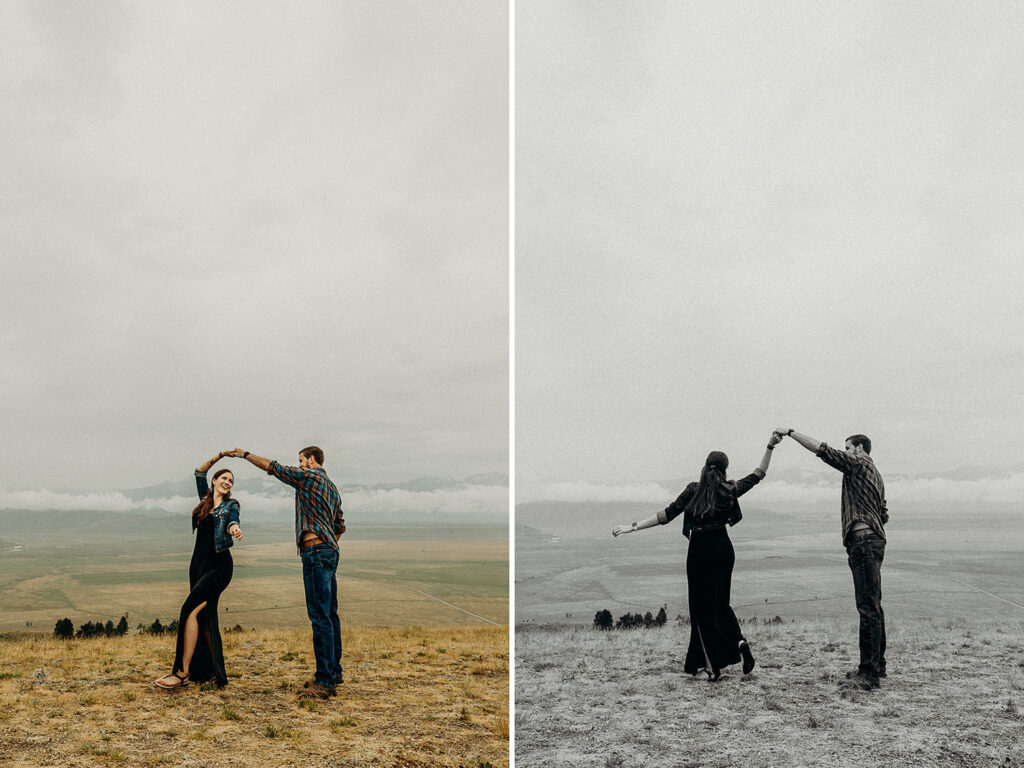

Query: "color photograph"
left=0, top=3, right=508, bottom=767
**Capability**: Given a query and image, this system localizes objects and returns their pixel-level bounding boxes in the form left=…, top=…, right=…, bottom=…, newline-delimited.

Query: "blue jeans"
left=846, top=532, right=886, bottom=678
left=301, top=544, right=342, bottom=687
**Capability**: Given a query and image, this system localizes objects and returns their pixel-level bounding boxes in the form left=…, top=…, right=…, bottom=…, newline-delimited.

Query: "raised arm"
left=774, top=427, right=822, bottom=454
left=759, top=431, right=783, bottom=473
left=197, top=451, right=229, bottom=473
left=195, top=450, right=230, bottom=499
left=228, top=448, right=273, bottom=473
left=732, top=433, right=782, bottom=497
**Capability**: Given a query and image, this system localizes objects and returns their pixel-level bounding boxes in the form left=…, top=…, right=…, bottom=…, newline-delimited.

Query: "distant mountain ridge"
left=120, top=472, right=509, bottom=502
left=658, top=462, right=1024, bottom=492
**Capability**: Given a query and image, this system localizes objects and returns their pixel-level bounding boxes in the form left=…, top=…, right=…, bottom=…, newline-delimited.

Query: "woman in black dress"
left=154, top=451, right=242, bottom=689
left=613, top=433, right=780, bottom=680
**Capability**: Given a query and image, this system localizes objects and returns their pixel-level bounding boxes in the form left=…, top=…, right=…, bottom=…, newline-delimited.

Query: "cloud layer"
left=0, top=484, right=508, bottom=519
left=517, top=470, right=1024, bottom=511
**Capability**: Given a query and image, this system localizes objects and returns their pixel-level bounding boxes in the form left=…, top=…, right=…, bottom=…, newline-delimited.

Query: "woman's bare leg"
left=177, top=600, right=208, bottom=676
left=155, top=600, right=209, bottom=685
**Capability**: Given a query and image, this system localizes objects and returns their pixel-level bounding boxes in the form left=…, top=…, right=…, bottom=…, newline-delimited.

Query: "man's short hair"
left=300, top=445, right=325, bottom=465
left=846, top=434, right=872, bottom=455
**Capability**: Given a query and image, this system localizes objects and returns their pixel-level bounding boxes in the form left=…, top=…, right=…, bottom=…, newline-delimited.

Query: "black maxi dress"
left=659, top=469, right=764, bottom=676
left=171, top=473, right=235, bottom=687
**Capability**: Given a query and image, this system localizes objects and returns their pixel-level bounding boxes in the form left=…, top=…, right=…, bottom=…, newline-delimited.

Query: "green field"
left=0, top=520, right=508, bottom=632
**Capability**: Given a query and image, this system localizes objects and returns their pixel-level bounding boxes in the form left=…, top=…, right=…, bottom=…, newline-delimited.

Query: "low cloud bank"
left=0, top=484, right=508, bottom=518
left=0, top=489, right=148, bottom=513
left=518, top=471, right=1024, bottom=510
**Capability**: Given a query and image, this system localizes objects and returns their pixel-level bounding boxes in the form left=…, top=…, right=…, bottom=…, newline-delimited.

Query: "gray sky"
left=1, top=1, right=508, bottom=495
left=516, top=1, right=1024, bottom=501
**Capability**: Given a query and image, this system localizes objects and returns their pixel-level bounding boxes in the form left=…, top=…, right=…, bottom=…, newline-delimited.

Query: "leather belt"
left=300, top=536, right=326, bottom=549
left=847, top=527, right=876, bottom=541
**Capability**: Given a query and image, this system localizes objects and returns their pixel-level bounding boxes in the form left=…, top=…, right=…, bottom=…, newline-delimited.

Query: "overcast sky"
left=516, top=1, right=1024, bottom=502
left=1, top=1, right=508, bottom=496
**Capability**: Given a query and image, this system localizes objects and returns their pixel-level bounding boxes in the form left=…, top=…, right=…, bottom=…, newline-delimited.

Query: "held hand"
left=768, top=432, right=783, bottom=448
left=773, top=427, right=792, bottom=439
left=226, top=448, right=244, bottom=458
left=228, top=523, right=243, bottom=540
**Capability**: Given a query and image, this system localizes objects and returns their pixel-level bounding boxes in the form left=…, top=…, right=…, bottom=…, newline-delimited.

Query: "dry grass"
left=0, top=624, right=508, bottom=767
left=515, top=616, right=1024, bottom=768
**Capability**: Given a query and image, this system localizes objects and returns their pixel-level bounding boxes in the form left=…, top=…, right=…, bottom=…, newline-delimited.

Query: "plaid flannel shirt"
left=267, top=460, right=345, bottom=553
left=816, top=443, right=888, bottom=543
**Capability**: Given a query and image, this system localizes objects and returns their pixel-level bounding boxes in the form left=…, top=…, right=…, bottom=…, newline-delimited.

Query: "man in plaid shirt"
left=774, top=428, right=888, bottom=691
left=232, top=445, right=345, bottom=698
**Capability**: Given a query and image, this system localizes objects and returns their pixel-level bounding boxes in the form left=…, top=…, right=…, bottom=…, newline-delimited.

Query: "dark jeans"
left=846, top=532, right=886, bottom=679
left=301, top=544, right=342, bottom=687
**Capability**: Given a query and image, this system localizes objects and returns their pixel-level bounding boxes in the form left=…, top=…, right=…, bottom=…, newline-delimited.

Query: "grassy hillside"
left=515, top=617, right=1024, bottom=768
left=0, top=624, right=508, bottom=768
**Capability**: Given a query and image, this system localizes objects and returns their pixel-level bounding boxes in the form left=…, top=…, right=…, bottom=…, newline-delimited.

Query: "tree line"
left=53, top=616, right=179, bottom=639
left=593, top=606, right=668, bottom=630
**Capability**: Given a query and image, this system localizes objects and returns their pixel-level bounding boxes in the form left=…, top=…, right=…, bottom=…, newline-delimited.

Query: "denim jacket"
left=195, top=470, right=241, bottom=553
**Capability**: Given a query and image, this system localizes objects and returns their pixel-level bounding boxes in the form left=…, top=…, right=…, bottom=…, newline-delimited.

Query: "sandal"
left=154, top=672, right=190, bottom=689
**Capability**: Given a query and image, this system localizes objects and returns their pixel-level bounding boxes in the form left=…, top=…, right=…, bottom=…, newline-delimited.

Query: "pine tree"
left=54, top=618, right=74, bottom=639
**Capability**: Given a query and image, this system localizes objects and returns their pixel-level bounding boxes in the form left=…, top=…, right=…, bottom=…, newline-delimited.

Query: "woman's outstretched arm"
left=612, top=514, right=661, bottom=537
left=614, top=482, right=698, bottom=537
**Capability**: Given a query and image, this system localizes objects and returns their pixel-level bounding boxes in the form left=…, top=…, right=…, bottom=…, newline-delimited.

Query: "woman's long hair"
left=685, top=451, right=736, bottom=522
left=192, top=468, right=233, bottom=528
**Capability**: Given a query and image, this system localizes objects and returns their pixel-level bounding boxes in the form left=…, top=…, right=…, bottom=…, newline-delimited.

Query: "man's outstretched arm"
left=229, top=448, right=273, bottom=472
left=774, top=428, right=822, bottom=454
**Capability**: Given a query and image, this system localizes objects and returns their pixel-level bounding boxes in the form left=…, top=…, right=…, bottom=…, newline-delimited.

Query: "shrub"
left=54, top=618, right=74, bottom=640
left=76, top=621, right=103, bottom=639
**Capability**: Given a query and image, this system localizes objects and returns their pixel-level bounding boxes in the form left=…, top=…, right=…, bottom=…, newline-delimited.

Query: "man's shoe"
left=842, top=672, right=880, bottom=690
left=846, top=668, right=885, bottom=681
left=301, top=681, right=336, bottom=699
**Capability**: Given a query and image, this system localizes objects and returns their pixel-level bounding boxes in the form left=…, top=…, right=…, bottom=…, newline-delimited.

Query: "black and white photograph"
left=515, top=2, right=1024, bottom=766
